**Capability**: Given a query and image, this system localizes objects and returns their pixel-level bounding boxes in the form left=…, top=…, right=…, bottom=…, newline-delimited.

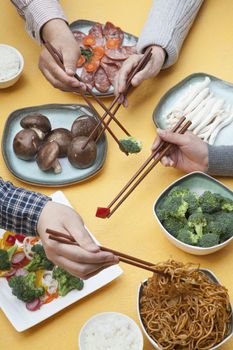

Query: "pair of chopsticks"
left=46, top=228, right=168, bottom=276
left=44, top=42, right=129, bottom=154
left=82, top=47, right=153, bottom=148
left=96, top=117, right=192, bottom=219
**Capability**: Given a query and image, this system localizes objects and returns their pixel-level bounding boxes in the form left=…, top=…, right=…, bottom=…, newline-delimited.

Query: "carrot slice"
left=92, top=46, right=105, bottom=60
left=106, top=38, right=121, bottom=49
left=77, top=55, right=85, bottom=67
left=84, top=59, right=99, bottom=73
left=42, top=291, right=59, bottom=305
left=82, top=35, right=96, bottom=47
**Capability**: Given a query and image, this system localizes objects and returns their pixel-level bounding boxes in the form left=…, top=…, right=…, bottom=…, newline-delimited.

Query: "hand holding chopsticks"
left=46, top=228, right=168, bottom=276
left=96, top=117, right=192, bottom=219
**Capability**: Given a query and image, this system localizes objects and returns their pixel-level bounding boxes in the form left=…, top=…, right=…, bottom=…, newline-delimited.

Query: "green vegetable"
left=221, top=197, right=233, bottom=212
left=161, top=196, right=189, bottom=219
left=177, top=227, right=199, bottom=245
left=198, top=233, right=220, bottom=247
left=80, top=48, right=93, bottom=62
left=168, top=186, right=190, bottom=198
left=53, top=267, right=84, bottom=297
left=183, top=191, right=199, bottom=214
left=0, top=245, right=17, bottom=270
left=188, top=211, right=207, bottom=237
left=25, top=244, right=54, bottom=272
left=119, top=137, right=142, bottom=154
left=199, top=191, right=222, bottom=213
left=8, top=272, right=45, bottom=302
left=163, top=217, right=188, bottom=238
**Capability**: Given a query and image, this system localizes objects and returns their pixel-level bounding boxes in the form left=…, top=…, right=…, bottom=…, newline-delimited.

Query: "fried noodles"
left=140, top=260, right=232, bottom=350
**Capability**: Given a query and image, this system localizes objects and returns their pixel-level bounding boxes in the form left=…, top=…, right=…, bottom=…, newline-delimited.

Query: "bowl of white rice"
left=78, top=312, right=143, bottom=350
left=0, top=44, right=24, bottom=88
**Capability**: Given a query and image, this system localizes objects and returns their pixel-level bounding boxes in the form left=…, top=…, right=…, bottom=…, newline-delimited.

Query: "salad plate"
left=2, top=104, right=107, bottom=187
left=0, top=191, right=123, bottom=332
left=152, top=72, right=233, bottom=146
left=70, top=19, right=138, bottom=98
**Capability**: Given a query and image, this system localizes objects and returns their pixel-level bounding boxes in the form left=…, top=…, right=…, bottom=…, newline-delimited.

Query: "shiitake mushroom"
left=36, top=141, right=62, bottom=173
left=13, top=129, right=41, bottom=160
left=20, top=113, right=51, bottom=139
left=67, top=136, right=97, bottom=169
left=71, top=115, right=101, bottom=140
left=45, top=128, right=72, bottom=157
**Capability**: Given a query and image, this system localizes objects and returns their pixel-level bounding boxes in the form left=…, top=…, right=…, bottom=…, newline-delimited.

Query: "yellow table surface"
left=1, top=0, right=233, bottom=349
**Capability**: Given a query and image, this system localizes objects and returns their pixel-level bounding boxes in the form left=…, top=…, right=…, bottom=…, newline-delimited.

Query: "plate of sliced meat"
left=70, top=20, right=138, bottom=97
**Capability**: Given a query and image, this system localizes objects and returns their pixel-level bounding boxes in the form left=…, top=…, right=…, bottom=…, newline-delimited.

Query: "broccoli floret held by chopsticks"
left=119, top=137, right=142, bottom=154
left=52, top=267, right=84, bottom=296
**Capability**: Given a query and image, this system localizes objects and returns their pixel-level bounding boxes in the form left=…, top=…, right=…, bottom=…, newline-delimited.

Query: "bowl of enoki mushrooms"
left=137, top=260, right=233, bottom=350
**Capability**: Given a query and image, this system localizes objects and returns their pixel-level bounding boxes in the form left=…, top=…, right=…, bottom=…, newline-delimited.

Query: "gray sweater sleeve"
left=207, top=145, right=233, bottom=176
left=137, top=0, right=204, bottom=68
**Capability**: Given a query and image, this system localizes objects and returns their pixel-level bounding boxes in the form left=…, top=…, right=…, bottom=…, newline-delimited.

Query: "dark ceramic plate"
left=2, top=104, right=107, bottom=187
left=69, top=19, right=138, bottom=98
left=152, top=73, right=233, bottom=145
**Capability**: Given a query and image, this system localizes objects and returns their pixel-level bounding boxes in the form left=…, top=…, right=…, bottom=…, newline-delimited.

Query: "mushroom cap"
left=45, top=128, right=72, bottom=157
left=67, top=136, right=97, bottom=169
left=36, top=141, right=60, bottom=171
left=20, top=113, right=51, bottom=133
left=71, top=115, right=101, bottom=140
left=13, top=129, right=41, bottom=160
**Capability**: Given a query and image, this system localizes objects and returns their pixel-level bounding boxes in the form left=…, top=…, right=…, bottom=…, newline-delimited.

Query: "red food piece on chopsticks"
left=96, top=207, right=110, bottom=218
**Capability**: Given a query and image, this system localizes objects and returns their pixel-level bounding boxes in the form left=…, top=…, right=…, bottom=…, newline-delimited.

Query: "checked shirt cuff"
left=0, top=178, right=51, bottom=236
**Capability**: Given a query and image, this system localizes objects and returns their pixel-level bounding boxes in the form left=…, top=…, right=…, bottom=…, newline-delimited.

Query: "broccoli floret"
left=183, top=192, right=199, bottom=214
left=168, top=186, right=190, bottom=198
left=8, top=272, right=44, bottom=302
left=213, top=211, right=233, bottom=242
left=0, top=245, right=17, bottom=270
left=221, top=197, right=233, bottom=212
left=198, top=233, right=220, bottom=247
left=199, top=191, right=222, bottom=213
left=163, top=217, right=188, bottom=238
left=188, top=211, right=207, bottom=238
left=25, top=244, right=54, bottom=272
left=119, top=137, right=142, bottom=154
left=177, top=228, right=199, bottom=245
left=52, top=267, right=84, bottom=297
left=161, top=196, right=189, bottom=219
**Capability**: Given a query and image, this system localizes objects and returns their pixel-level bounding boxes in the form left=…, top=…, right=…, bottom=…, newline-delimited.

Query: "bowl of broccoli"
left=153, top=171, right=233, bottom=255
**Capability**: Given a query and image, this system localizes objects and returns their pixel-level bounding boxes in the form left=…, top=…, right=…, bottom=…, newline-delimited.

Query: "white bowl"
left=137, top=270, right=233, bottom=350
left=153, top=171, right=233, bottom=255
left=0, top=44, right=24, bottom=88
left=79, top=312, right=143, bottom=350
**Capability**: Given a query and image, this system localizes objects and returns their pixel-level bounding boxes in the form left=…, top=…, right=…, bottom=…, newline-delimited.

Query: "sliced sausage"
left=89, top=23, right=104, bottom=46
left=105, top=48, right=128, bottom=61
left=73, top=30, right=86, bottom=45
left=81, top=68, right=95, bottom=89
left=94, top=67, right=111, bottom=93
left=103, top=22, right=124, bottom=44
left=101, top=62, right=119, bottom=85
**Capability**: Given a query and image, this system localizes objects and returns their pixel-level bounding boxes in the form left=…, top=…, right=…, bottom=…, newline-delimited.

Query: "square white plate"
left=0, top=191, right=123, bottom=332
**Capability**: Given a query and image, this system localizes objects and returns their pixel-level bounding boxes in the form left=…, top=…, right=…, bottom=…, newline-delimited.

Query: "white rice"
left=0, top=46, right=20, bottom=81
left=82, top=314, right=142, bottom=350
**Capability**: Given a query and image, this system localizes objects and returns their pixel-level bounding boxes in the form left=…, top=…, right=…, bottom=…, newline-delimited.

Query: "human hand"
left=152, top=129, right=209, bottom=173
left=39, top=19, right=85, bottom=92
left=37, top=201, right=118, bottom=279
left=114, top=45, right=165, bottom=96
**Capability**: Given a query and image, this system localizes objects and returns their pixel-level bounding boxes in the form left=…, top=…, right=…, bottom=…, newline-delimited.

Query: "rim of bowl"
left=0, top=44, right=24, bottom=82
left=137, top=273, right=233, bottom=350
left=78, top=311, right=144, bottom=350
left=152, top=171, right=233, bottom=252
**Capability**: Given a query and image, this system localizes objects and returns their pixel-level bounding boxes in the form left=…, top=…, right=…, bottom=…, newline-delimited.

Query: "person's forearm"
left=207, top=145, right=233, bottom=177
left=137, top=0, right=204, bottom=68
left=0, top=178, right=50, bottom=235
left=11, top=0, right=67, bottom=42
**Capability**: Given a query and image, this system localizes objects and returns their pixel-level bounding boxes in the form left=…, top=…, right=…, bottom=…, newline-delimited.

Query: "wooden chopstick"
left=46, top=228, right=168, bottom=276
left=82, top=48, right=153, bottom=147
left=44, top=42, right=131, bottom=137
left=96, top=118, right=191, bottom=218
left=44, top=42, right=129, bottom=154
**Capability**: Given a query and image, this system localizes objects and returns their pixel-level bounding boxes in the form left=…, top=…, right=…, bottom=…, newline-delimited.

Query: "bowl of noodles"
left=137, top=260, right=233, bottom=350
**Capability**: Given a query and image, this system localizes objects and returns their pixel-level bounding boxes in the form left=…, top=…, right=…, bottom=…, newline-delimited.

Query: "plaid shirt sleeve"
left=0, top=178, right=51, bottom=236
left=10, top=0, right=67, bottom=43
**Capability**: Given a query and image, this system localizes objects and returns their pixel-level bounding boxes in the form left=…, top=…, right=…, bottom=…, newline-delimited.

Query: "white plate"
left=0, top=191, right=123, bottom=332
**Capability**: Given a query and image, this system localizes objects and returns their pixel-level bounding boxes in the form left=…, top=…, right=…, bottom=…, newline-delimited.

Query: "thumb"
left=157, top=128, right=188, bottom=146
left=63, top=48, right=80, bottom=76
